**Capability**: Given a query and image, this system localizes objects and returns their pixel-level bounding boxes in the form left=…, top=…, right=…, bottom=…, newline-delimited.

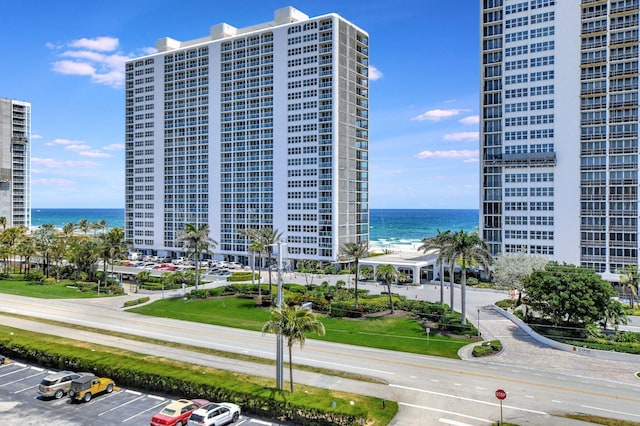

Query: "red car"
left=150, top=399, right=209, bottom=426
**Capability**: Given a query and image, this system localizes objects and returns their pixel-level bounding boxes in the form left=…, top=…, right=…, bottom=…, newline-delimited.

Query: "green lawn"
left=0, top=278, right=107, bottom=299
left=129, top=297, right=471, bottom=358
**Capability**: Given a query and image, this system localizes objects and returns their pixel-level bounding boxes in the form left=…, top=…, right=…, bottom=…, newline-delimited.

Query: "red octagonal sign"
left=495, top=389, right=507, bottom=400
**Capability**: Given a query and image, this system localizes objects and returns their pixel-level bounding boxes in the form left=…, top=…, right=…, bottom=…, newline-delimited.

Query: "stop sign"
left=495, top=389, right=507, bottom=400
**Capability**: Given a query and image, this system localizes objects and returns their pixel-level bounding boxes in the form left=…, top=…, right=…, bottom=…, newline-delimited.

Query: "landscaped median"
left=0, top=324, right=397, bottom=426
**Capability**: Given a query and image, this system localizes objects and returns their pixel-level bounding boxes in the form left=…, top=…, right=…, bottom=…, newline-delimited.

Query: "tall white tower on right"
left=480, top=0, right=640, bottom=278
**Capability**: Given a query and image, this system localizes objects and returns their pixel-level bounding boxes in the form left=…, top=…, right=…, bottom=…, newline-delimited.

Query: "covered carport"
left=359, top=249, right=440, bottom=284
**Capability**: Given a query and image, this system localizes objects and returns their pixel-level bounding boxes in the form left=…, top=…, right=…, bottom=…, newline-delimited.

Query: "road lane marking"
left=582, top=405, right=640, bottom=418
left=13, top=384, right=38, bottom=394
left=0, top=366, right=29, bottom=378
left=3, top=301, right=640, bottom=406
left=439, top=419, right=477, bottom=425
left=391, top=384, right=548, bottom=415
left=399, top=402, right=492, bottom=424
left=98, top=393, right=145, bottom=416
left=0, top=371, right=43, bottom=388
left=121, top=397, right=167, bottom=422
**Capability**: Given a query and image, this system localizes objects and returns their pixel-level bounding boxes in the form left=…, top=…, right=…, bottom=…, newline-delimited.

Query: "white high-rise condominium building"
left=0, top=98, right=31, bottom=228
left=480, top=0, right=640, bottom=277
left=125, top=7, right=369, bottom=267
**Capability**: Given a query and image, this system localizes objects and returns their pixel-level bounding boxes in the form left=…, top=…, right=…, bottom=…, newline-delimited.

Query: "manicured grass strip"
left=555, top=413, right=640, bottom=426
left=0, top=324, right=397, bottom=426
left=129, top=298, right=471, bottom=358
left=0, top=279, right=106, bottom=299
left=0, top=312, right=387, bottom=385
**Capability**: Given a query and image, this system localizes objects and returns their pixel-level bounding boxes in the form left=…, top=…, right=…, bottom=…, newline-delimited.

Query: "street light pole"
left=477, top=308, right=481, bottom=339
left=275, top=239, right=285, bottom=390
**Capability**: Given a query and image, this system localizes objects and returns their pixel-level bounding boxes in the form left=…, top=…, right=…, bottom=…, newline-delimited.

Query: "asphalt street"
left=0, top=273, right=639, bottom=425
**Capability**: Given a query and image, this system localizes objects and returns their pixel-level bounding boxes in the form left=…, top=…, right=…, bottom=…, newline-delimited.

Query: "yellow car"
left=68, top=374, right=115, bottom=402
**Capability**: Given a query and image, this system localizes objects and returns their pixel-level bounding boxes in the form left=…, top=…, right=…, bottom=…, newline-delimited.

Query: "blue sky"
left=2, top=0, right=480, bottom=209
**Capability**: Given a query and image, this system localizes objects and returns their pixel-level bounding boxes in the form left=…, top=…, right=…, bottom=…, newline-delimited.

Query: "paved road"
left=1, top=275, right=639, bottom=425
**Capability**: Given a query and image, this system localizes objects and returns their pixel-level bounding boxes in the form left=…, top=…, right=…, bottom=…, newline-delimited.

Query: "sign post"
left=495, top=389, right=507, bottom=425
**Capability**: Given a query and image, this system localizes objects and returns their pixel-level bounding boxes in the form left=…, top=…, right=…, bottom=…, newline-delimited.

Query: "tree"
left=76, top=219, right=90, bottom=236
left=242, top=227, right=283, bottom=300
left=445, top=230, right=493, bottom=325
left=375, top=264, right=399, bottom=313
left=418, top=229, right=452, bottom=305
left=339, top=241, right=368, bottom=310
left=33, top=224, right=58, bottom=278
left=493, top=252, right=548, bottom=305
left=136, top=270, right=150, bottom=292
left=616, top=264, right=639, bottom=309
left=523, top=264, right=620, bottom=327
left=0, top=216, right=6, bottom=230
left=175, top=224, right=217, bottom=291
left=300, top=259, right=321, bottom=288
left=261, top=303, right=325, bottom=393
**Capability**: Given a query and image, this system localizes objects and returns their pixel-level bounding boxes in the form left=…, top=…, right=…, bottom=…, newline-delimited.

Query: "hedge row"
left=0, top=331, right=370, bottom=425
left=123, top=296, right=150, bottom=307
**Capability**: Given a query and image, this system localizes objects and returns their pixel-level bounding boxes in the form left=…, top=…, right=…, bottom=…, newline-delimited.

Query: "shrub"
left=42, top=277, right=57, bottom=285
left=24, top=271, right=44, bottom=283
left=123, top=297, right=150, bottom=307
left=472, top=340, right=502, bottom=357
left=495, top=299, right=516, bottom=309
left=0, top=337, right=370, bottom=426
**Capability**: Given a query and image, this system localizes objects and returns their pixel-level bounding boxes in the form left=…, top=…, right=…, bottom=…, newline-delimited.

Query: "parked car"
left=187, top=402, right=241, bottom=426
left=68, top=374, right=115, bottom=402
left=150, top=398, right=209, bottom=426
left=38, top=370, right=83, bottom=399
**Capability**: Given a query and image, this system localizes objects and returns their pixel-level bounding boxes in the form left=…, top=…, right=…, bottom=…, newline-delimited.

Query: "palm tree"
left=175, top=224, right=217, bottom=291
left=242, top=227, right=283, bottom=300
left=33, top=224, right=58, bottom=278
left=375, top=264, right=399, bottom=313
left=76, top=219, right=90, bottom=236
left=262, top=303, right=325, bottom=393
left=446, top=230, right=493, bottom=325
left=248, top=240, right=263, bottom=297
left=616, top=264, right=639, bottom=308
left=0, top=216, right=6, bottom=230
left=136, top=270, right=150, bottom=292
left=418, top=229, right=453, bottom=305
left=339, top=241, right=369, bottom=310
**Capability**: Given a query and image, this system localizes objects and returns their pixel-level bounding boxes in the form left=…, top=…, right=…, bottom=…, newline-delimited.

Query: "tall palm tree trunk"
left=288, top=342, right=294, bottom=393
left=439, top=261, right=445, bottom=304
left=461, top=269, right=467, bottom=325
left=449, top=261, right=455, bottom=313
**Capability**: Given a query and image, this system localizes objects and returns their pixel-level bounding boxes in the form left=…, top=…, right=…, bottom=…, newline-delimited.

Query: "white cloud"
left=69, top=36, right=119, bottom=52
left=369, top=65, right=383, bottom=80
left=79, top=151, right=111, bottom=158
left=31, top=158, right=101, bottom=168
left=31, top=178, right=76, bottom=186
left=415, top=149, right=478, bottom=160
left=65, top=144, right=91, bottom=151
left=443, top=132, right=479, bottom=142
left=459, top=115, right=479, bottom=125
left=102, top=144, right=124, bottom=151
left=31, top=134, right=43, bottom=139
left=52, top=60, right=96, bottom=76
left=49, top=37, right=131, bottom=88
left=412, top=109, right=465, bottom=122
left=45, top=138, right=84, bottom=146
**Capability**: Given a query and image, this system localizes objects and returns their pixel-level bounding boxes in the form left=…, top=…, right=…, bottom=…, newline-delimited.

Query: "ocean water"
left=30, top=208, right=479, bottom=249
left=31, top=208, right=125, bottom=230
left=369, top=209, right=478, bottom=251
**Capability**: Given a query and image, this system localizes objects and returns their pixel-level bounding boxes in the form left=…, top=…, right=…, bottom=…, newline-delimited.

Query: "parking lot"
left=0, top=359, right=281, bottom=425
